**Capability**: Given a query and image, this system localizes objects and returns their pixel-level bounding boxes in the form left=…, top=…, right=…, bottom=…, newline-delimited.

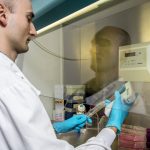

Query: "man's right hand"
left=106, top=91, right=133, bottom=134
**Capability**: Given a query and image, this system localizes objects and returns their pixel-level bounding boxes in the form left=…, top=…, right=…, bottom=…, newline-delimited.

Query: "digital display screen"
left=125, top=52, right=136, bottom=57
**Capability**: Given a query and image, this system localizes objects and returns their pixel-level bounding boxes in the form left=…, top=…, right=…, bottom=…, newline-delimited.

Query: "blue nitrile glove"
left=106, top=91, right=133, bottom=134
left=53, top=114, right=92, bottom=133
left=74, top=116, right=92, bottom=133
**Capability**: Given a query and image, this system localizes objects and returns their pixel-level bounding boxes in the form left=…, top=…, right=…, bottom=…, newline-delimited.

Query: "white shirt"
left=0, top=53, right=116, bottom=150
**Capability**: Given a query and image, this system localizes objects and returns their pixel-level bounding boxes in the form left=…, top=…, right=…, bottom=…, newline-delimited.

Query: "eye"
left=96, top=39, right=111, bottom=47
left=27, top=15, right=32, bottom=22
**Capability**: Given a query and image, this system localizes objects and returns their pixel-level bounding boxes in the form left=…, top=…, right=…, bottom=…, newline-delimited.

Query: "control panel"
left=119, top=42, right=150, bottom=81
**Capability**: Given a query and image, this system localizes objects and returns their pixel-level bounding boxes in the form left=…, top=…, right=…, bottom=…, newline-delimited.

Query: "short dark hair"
left=3, top=0, right=15, bottom=12
left=94, top=26, right=131, bottom=47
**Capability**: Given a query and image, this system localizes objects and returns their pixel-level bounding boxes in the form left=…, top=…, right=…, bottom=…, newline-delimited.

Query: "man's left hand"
left=53, top=114, right=92, bottom=133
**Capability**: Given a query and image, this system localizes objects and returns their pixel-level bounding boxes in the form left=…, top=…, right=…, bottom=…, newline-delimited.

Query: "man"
left=0, top=0, right=132, bottom=149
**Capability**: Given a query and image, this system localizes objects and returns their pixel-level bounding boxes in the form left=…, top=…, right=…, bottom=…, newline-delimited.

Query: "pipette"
left=105, top=82, right=138, bottom=117
left=86, top=83, right=126, bottom=117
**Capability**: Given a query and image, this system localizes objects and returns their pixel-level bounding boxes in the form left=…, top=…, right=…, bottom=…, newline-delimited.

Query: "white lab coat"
left=0, top=52, right=116, bottom=150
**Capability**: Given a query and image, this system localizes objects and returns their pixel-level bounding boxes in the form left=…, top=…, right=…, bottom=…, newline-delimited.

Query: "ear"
left=0, top=4, right=7, bottom=27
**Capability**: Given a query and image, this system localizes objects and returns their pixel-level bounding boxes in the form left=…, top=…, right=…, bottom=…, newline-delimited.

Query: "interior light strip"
left=37, top=0, right=111, bottom=35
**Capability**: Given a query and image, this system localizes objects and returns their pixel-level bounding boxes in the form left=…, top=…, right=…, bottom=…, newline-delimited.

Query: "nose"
left=29, top=22, right=37, bottom=38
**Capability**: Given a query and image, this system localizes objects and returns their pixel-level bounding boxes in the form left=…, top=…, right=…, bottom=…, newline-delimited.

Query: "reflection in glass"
left=85, top=26, right=131, bottom=98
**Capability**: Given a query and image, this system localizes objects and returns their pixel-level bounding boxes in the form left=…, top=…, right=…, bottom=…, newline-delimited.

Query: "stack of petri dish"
left=118, top=124, right=149, bottom=150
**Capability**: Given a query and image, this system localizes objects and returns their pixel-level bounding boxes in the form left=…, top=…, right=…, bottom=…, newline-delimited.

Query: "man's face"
left=90, top=33, right=118, bottom=73
left=6, top=0, right=37, bottom=54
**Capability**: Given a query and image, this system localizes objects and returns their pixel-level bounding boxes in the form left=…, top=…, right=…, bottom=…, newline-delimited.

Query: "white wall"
left=63, top=26, right=81, bottom=84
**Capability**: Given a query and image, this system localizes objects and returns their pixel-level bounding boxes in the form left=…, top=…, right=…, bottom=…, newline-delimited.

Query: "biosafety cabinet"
left=22, top=0, right=150, bottom=149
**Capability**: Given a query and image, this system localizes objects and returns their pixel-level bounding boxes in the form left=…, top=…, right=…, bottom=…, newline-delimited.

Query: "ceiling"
left=32, top=0, right=67, bottom=20
left=32, top=0, right=98, bottom=30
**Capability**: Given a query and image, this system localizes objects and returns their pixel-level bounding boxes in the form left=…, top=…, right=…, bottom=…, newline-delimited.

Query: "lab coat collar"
left=0, top=52, right=41, bottom=96
left=0, top=52, right=15, bottom=68
left=0, top=52, right=24, bottom=74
